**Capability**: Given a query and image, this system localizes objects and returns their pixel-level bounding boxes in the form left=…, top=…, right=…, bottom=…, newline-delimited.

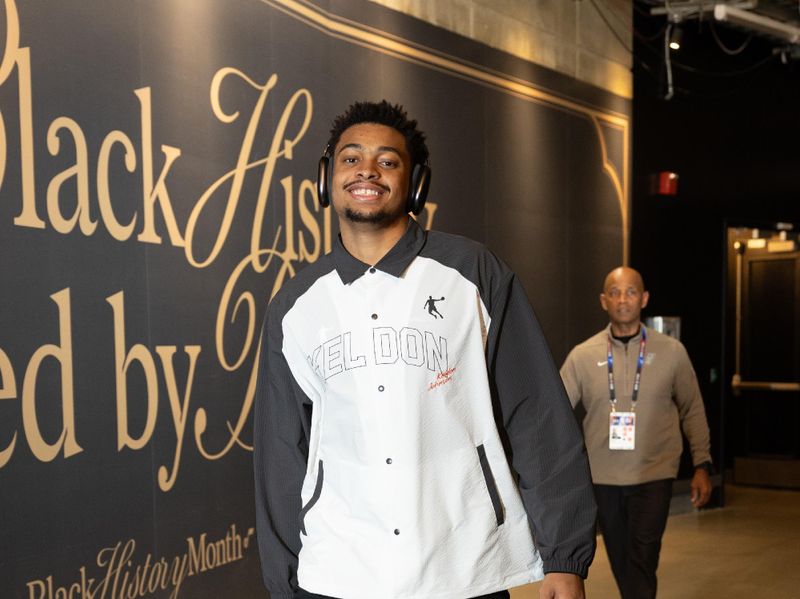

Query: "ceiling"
left=633, top=0, right=800, bottom=103
left=638, top=1, right=800, bottom=46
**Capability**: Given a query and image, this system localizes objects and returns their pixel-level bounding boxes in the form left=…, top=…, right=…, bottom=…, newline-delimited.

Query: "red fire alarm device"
left=651, top=171, right=679, bottom=196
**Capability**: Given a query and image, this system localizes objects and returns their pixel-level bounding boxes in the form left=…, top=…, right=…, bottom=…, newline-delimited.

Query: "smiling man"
left=254, top=100, right=596, bottom=599
left=560, top=266, right=713, bottom=599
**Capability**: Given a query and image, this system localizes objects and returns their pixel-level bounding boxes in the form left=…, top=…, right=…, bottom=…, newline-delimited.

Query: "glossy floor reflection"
left=511, top=484, right=800, bottom=599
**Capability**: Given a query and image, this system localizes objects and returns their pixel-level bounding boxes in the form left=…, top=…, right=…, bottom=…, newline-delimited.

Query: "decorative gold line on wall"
left=264, top=0, right=630, bottom=264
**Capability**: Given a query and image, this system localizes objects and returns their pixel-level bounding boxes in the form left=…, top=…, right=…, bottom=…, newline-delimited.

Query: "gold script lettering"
left=46, top=116, right=97, bottom=235
left=96, top=130, right=138, bottom=240
left=21, top=288, right=83, bottom=462
left=107, top=291, right=159, bottom=451
left=183, top=69, right=278, bottom=268
left=155, top=345, right=201, bottom=492
left=134, top=87, right=185, bottom=247
left=0, top=348, right=18, bottom=467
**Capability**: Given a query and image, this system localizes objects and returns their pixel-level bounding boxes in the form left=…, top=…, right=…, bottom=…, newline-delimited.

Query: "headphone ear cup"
left=407, top=163, right=431, bottom=215
left=317, top=155, right=331, bottom=207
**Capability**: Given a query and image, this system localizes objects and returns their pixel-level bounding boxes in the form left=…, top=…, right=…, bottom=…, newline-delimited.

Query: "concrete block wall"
left=366, top=0, right=633, bottom=98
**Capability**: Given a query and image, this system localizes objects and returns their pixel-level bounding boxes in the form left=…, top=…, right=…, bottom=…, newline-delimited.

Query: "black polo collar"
left=332, top=218, right=427, bottom=285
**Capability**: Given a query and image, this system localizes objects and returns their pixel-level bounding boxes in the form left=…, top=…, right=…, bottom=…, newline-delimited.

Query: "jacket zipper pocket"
left=477, top=445, right=505, bottom=526
left=299, top=460, right=324, bottom=536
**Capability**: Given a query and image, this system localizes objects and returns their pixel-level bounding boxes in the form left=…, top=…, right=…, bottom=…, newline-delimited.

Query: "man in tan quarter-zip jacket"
left=560, top=267, right=712, bottom=599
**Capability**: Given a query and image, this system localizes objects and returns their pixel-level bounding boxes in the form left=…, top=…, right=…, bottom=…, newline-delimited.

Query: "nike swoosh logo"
left=597, top=360, right=606, bottom=367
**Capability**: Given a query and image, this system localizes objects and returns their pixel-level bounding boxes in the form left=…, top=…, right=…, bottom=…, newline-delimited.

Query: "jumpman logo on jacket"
left=424, top=295, right=445, bottom=319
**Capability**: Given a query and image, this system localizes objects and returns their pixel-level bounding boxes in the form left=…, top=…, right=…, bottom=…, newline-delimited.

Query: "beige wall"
left=366, top=0, right=633, bottom=98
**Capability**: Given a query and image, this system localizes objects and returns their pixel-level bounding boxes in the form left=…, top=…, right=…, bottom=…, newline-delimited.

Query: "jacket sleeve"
left=253, top=301, right=314, bottom=598
left=486, top=271, right=597, bottom=578
left=559, top=350, right=583, bottom=409
left=672, top=342, right=712, bottom=467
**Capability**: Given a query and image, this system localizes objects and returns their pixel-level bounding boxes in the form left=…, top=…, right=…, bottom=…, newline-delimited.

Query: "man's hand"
left=691, top=467, right=713, bottom=508
left=539, top=573, right=585, bottom=599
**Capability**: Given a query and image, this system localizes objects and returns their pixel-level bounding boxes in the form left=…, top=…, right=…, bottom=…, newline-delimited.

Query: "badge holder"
left=606, top=329, right=645, bottom=451
left=609, top=410, right=636, bottom=450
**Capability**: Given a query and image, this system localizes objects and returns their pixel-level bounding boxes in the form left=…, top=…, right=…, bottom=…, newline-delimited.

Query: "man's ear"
left=599, top=293, right=608, bottom=312
left=641, top=290, right=650, bottom=309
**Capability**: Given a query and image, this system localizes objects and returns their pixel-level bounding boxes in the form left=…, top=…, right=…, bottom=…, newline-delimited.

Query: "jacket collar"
left=605, top=322, right=646, bottom=345
left=332, top=218, right=427, bottom=285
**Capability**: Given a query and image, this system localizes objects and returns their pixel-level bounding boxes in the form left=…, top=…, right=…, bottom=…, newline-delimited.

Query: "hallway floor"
left=511, top=484, right=800, bottom=598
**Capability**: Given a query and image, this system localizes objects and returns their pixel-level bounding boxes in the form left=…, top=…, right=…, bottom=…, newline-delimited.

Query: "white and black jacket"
left=254, top=219, right=596, bottom=599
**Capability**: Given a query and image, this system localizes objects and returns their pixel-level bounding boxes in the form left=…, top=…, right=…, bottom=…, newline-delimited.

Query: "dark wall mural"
left=0, top=0, right=629, bottom=596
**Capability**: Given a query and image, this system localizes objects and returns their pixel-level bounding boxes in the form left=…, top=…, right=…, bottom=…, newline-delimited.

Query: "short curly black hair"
left=327, top=100, right=429, bottom=166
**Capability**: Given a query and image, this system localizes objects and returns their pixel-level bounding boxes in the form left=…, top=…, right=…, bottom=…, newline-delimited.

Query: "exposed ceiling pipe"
left=649, top=1, right=756, bottom=20
left=714, top=4, right=800, bottom=44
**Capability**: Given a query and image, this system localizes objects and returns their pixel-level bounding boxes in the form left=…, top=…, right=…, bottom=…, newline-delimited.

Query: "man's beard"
left=344, top=206, right=396, bottom=225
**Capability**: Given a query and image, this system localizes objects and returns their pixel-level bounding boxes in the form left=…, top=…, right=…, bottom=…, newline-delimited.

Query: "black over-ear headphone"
left=316, top=145, right=431, bottom=216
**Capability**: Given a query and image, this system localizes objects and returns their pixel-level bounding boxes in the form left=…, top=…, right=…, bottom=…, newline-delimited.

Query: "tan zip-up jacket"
left=560, top=324, right=711, bottom=486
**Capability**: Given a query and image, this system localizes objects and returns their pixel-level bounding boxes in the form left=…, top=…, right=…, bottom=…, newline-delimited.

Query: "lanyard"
left=606, top=327, right=647, bottom=411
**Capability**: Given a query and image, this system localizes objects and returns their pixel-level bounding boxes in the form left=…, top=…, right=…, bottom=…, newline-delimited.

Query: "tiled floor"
left=510, top=484, right=800, bottom=598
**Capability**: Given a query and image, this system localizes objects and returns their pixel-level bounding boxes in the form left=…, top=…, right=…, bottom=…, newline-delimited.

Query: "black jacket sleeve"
left=486, top=270, right=597, bottom=578
left=254, top=301, right=312, bottom=598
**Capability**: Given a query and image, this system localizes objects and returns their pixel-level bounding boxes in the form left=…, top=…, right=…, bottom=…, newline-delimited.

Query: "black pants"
left=594, top=479, right=673, bottom=599
left=296, top=589, right=509, bottom=599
